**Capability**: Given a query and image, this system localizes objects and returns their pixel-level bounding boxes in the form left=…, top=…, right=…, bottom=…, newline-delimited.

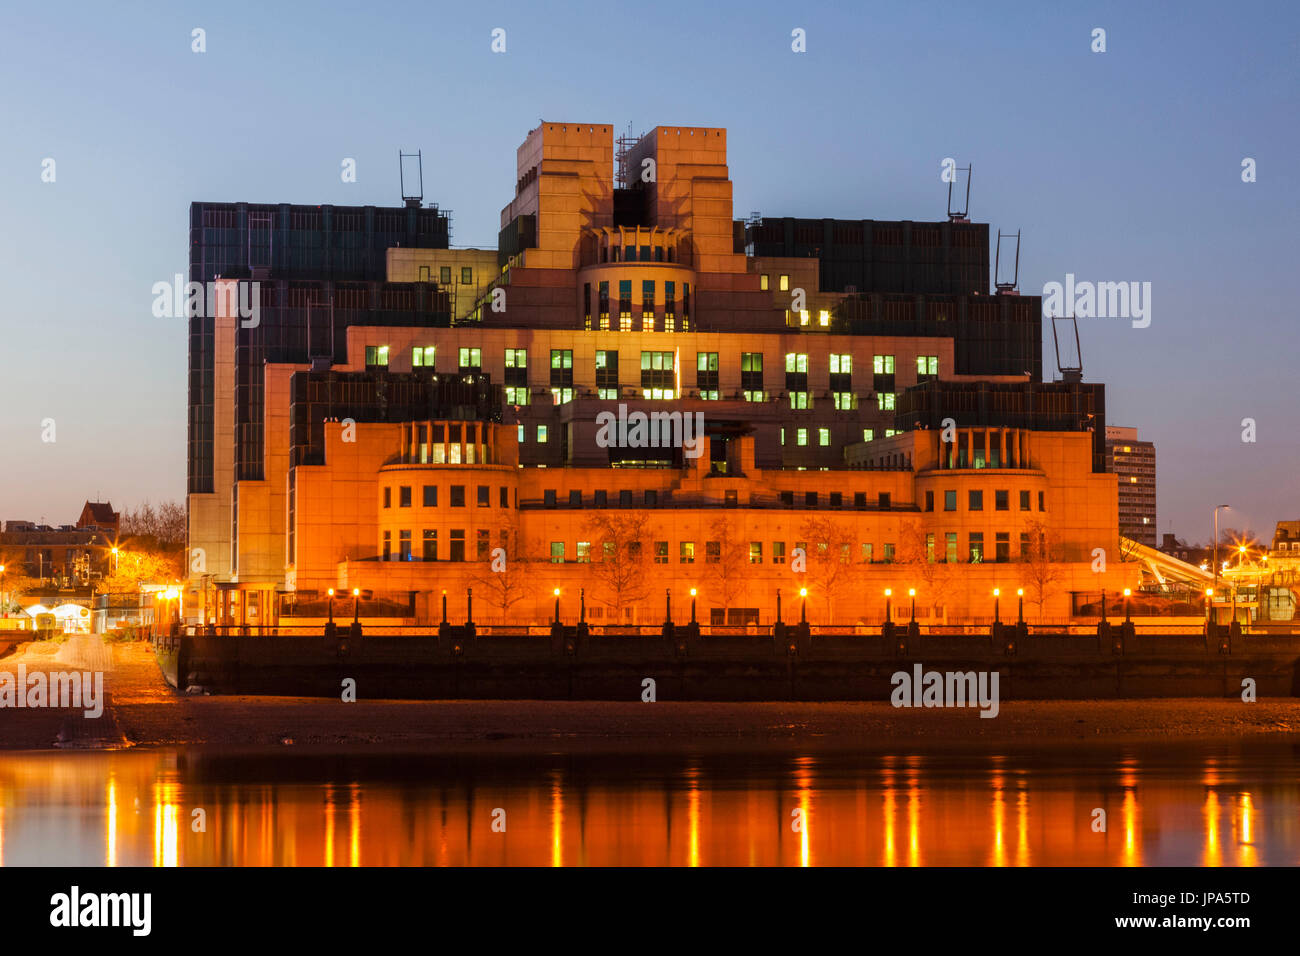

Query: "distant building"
left=1159, top=532, right=1210, bottom=568
left=1105, top=426, right=1156, bottom=546
left=77, top=500, right=119, bottom=539
left=1269, top=520, right=1300, bottom=558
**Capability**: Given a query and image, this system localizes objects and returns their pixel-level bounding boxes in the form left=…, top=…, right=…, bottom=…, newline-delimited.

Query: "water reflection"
left=0, top=746, right=1296, bottom=866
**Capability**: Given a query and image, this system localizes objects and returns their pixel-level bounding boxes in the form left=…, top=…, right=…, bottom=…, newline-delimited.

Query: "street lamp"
left=908, top=588, right=916, bottom=623
left=553, top=587, right=561, bottom=624
left=1213, top=504, right=1229, bottom=600
left=352, top=587, right=360, bottom=624
left=1016, top=588, right=1024, bottom=625
left=690, top=588, right=697, bottom=625
left=884, top=588, right=892, bottom=623
left=0, top=564, right=5, bottom=618
left=1205, top=587, right=1214, bottom=623
left=993, top=588, right=1001, bottom=625
left=326, top=587, right=335, bottom=625
left=799, top=587, right=808, bottom=624
left=1123, top=587, right=1132, bottom=623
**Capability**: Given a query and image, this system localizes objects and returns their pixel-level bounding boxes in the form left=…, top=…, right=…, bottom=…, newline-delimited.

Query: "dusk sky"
left=1, top=0, right=1295, bottom=541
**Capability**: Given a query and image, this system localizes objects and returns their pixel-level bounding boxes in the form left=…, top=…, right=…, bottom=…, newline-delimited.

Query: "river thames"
left=0, top=743, right=1295, bottom=866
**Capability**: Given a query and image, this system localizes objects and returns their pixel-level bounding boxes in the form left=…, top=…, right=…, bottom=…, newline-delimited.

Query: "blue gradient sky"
left=1, top=0, right=1296, bottom=541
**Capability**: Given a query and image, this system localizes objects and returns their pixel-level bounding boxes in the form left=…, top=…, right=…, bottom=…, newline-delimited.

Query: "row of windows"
left=923, top=489, right=1046, bottom=512
left=414, top=265, right=475, bottom=285
left=382, top=484, right=511, bottom=509
left=544, top=533, right=1043, bottom=565
left=364, top=346, right=937, bottom=387
left=382, top=527, right=504, bottom=562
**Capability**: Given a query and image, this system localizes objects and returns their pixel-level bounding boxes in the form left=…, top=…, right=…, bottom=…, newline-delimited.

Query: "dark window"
left=925, top=490, right=934, bottom=512
left=830, top=492, right=842, bottom=508
left=477, top=485, right=490, bottom=507
left=944, top=490, right=956, bottom=511
left=725, top=489, right=738, bottom=507
left=1038, top=491, right=1045, bottom=511
left=423, top=485, right=437, bottom=507
left=619, top=490, right=632, bottom=507
left=422, top=529, right=437, bottom=561
left=450, top=529, right=465, bottom=562
left=878, top=492, right=891, bottom=510
left=461, top=266, right=473, bottom=284
left=451, top=486, right=466, bottom=508
left=383, top=487, right=391, bottom=509
left=569, top=490, right=582, bottom=507
left=1019, top=490, right=1031, bottom=511
left=399, top=486, right=412, bottom=508
left=780, top=491, right=794, bottom=507
left=499, top=487, right=508, bottom=508
left=855, top=492, right=867, bottom=509
left=477, top=529, right=490, bottom=561
left=595, top=490, right=608, bottom=506
left=596, top=350, right=619, bottom=397
left=968, top=490, right=983, bottom=511
left=995, top=532, right=1010, bottom=562
left=995, top=489, right=1009, bottom=511
left=805, top=492, right=818, bottom=507
left=544, top=489, right=557, bottom=508
left=644, top=490, right=658, bottom=506
left=439, top=266, right=451, bottom=284
left=399, top=529, right=412, bottom=561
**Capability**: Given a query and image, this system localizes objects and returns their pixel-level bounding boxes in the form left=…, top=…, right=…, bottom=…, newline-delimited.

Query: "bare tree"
left=798, top=516, right=859, bottom=623
left=894, top=523, right=956, bottom=622
left=581, top=510, right=654, bottom=625
left=1020, top=518, right=1066, bottom=622
left=120, top=500, right=187, bottom=550
left=704, top=515, right=751, bottom=624
left=468, top=513, right=538, bottom=623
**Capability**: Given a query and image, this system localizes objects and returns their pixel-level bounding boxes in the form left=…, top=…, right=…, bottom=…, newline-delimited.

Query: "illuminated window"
left=797, top=428, right=808, bottom=446
left=818, top=310, right=830, bottom=326
left=818, top=428, right=830, bottom=446
left=873, top=354, right=895, bottom=374
left=779, top=275, right=789, bottom=291
left=365, top=345, right=389, bottom=367
left=785, top=353, right=808, bottom=373
left=760, top=274, right=769, bottom=290
left=679, top=542, right=695, bottom=564
left=461, top=267, right=472, bottom=284
left=863, top=429, right=874, bottom=442
left=537, top=425, right=548, bottom=443
left=412, top=346, right=435, bottom=368
left=830, top=354, right=852, bottom=374
left=916, top=355, right=938, bottom=376
left=877, top=393, right=896, bottom=410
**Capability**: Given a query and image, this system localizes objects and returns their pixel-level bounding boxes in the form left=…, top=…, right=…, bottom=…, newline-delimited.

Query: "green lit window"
left=818, top=428, right=830, bottom=446
left=877, top=393, right=896, bottom=411
left=797, top=428, right=808, bottom=446
left=873, top=354, right=895, bottom=374
left=412, top=346, right=435, bottom=368
left=365, top=345, right=389, bottom=367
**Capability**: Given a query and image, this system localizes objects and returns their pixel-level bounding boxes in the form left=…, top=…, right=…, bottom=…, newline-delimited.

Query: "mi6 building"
left=186, top=122, right=1135, bottom=629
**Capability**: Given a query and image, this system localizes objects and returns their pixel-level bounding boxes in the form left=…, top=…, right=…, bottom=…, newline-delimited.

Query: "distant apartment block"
left=1105, top=426, right=1156, bottom=546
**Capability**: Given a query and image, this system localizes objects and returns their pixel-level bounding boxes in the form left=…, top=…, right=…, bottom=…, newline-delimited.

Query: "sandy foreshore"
left=4, top=638, right=1300, bottom=753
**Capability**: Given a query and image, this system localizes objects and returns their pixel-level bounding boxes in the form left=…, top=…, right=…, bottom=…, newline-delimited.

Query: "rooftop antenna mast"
left=399, top=149, right=423, bottom=208
left=615, top=122, right=638, bottom=189
left=994, top=229, right=1021, bottom=294
left=947, top=163, right=972, bottom=222
left=1051, top=314, right=1083, bottom=384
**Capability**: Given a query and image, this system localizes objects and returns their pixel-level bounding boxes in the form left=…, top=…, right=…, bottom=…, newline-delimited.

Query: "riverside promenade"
left=148, top=623, right=1300, bottom=702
